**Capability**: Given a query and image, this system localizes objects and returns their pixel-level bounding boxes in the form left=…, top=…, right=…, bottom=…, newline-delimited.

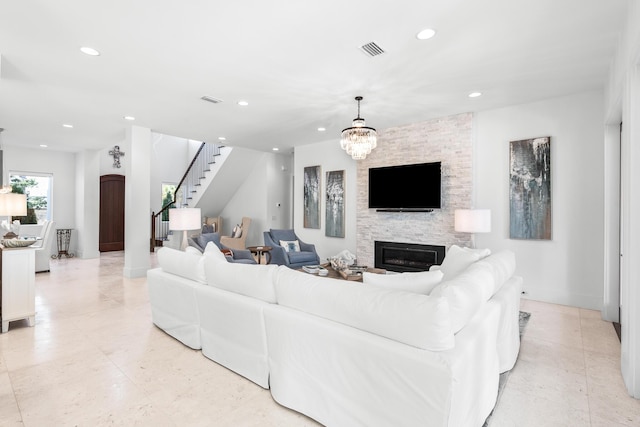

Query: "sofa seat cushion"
left=157, top=247, right=206, bottom=284
left=362, top=270, right=444, bottom=295
left=287, top=251, right=318, bottom=264
left=204, top=253, right=278, bottom=303
left=274, top=266, right=454, bottom=351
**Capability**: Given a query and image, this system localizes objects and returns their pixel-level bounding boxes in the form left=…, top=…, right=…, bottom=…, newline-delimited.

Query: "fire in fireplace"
left=375, top=241, right=446, bottom=273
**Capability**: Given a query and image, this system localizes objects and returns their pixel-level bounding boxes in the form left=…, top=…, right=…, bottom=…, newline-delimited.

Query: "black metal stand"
left=52, top=229, right=74, bottom=259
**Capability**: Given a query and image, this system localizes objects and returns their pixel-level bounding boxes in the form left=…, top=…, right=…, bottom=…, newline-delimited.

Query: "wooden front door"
left=99, top=174, right=125, bottom=252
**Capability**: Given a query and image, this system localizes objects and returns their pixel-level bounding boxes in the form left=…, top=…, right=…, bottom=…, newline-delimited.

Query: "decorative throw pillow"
left=232, top=224, right=243, bottom=238
left=201, top=224, right=214, bottom=234
left=279, top=239, right=300, bottom=252
left=363, top=270, right=444, bottom=295
left=438, top=245, right=482, bottom=280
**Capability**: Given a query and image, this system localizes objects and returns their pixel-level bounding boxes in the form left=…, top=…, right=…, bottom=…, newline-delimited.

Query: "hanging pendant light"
left=340, top=96, right=377, bottom=160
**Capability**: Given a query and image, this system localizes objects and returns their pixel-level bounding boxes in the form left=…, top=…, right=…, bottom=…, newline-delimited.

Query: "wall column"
left=621, top=64, right=640, bottom=398
left=74, top=150, right=101, bottom=259
left=123, top=126, right=151, bottom=278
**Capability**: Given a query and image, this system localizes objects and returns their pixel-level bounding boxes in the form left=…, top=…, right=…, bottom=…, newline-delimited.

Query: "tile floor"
left=0, top=251, right=639, bottom=426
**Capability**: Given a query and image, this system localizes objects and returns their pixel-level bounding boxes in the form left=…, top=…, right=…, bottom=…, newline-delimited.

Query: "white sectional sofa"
left=147, top=243, right=522, bottom=426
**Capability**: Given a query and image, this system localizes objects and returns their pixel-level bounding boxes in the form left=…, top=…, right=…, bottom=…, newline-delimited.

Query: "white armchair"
left=32, top=221, right=55, bottom=272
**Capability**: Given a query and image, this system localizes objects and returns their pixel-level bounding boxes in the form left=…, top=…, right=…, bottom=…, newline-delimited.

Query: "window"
left=9, top=173, right=52, bottom=224
left=161, top=183, right=176, bottom=221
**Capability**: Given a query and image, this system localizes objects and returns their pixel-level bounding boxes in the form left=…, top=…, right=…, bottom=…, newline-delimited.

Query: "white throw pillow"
left=184, top=246, right=202, bottom=256
left=363, top=270, right=444, bottom=295
left=438, top=245, right=482, bottom=280
left=203, top=241, right=227, bottom=262
left=461, top=246, right=491, bottom=259
left=279, top=239, right=300, bottom=252
left=156, top=247, right=206, bottom=284
left=232, top=224, right=243, bottom=238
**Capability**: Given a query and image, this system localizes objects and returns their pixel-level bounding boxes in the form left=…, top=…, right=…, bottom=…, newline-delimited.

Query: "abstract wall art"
left=303, top=165, right=321, bottom=229
left=325, top=170, right=345, bottom=238
left=509, top=136, right=552, bottom=240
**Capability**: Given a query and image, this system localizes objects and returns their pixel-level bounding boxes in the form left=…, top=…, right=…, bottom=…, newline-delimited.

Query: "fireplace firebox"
left=374, top=241, right=446, bottom=273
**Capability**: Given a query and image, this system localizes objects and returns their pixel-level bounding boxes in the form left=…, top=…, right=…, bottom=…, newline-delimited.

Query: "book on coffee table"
left=302, top=265, right=322, bottom=274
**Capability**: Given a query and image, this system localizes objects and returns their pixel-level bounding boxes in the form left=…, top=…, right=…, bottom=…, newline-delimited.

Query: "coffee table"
left=300, top=263, right=385, bottom=282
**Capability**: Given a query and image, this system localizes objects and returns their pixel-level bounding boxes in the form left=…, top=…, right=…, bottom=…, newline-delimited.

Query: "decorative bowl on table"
left=1, top=238, right=37, bottom=248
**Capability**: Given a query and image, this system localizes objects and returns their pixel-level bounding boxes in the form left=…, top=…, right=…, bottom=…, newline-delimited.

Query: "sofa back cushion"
left=274, top=266, right=454, bottom=351
left=203, top=253, right=277, bottom=303
left=476, top=250, right=516, bottom=295
left=430, top=261, right=496, bottom=333
left=362, top=270, right=444, bottom=295
left=269, top=229, right=297, bottom=243
left=157, top=247, right=206, bottom=284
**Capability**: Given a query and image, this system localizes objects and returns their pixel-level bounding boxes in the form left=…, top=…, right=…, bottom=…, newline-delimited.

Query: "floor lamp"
left=0, top=192, right=27, bottom=238
left=454, top=209, right=491, bottom=248
left=169, top=207, right=201, bottom=251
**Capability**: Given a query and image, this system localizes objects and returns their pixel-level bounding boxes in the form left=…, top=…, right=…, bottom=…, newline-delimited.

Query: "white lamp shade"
left=0, top=193, right=27, bottom=216
left=169, top=208, right=201, bottom=231
left=454, top=209, right=491, bottom=233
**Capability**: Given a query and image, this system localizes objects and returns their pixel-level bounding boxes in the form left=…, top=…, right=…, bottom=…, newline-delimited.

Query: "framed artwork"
left=303, top=165, right=321, bottom=229
left=509, top=136, right=552, bottom=240
left=325, top=170, right=345, bottom=238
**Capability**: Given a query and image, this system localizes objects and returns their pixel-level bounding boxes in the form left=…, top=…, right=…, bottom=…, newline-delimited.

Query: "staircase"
left=150, top=142, right=226, bottom=251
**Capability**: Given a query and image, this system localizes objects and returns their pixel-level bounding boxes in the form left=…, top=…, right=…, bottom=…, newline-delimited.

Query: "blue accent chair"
left=263, top=229, right=320, bottom=269
left=188, top=232, right=257, bottom=264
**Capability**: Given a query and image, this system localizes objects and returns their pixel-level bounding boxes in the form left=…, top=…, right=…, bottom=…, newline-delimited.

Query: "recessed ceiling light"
left=272, top=147, right=279, bottom=151
left=317, top=127, right=326, bottom=132
left=237, top=101, right=249, bottom=106
left=468, top=92, right=482, bottom=98
left=218, top=136, right=226, bottom=141
left=416, top=28, right=436, bottom=40
left=124, top=116, right=135, bottom=121
left=40, top=144, right=48, bottom=148
left=63, top=124, right=73, bottom=128
left=80, top=46, right=100, bottom=56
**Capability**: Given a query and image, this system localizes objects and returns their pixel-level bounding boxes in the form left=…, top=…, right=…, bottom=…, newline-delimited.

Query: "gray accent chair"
left=263, top=229, right=320, bottom=269
left=188, top=232, right=256, bottom=264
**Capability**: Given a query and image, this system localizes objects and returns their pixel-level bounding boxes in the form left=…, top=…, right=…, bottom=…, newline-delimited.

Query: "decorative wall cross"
left=109, top=145, right=125, bottom=168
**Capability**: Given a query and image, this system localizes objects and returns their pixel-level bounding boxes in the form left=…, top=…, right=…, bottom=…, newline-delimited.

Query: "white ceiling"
left=0, top=0, right=629, bottom=153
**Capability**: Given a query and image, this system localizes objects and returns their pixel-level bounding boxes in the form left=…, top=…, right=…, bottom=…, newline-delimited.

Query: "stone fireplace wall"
left=356, top=113, right=473, bottom=266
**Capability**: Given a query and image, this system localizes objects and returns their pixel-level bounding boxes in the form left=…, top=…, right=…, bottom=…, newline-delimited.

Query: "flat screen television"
left=368, top=161, right=441, bottom=211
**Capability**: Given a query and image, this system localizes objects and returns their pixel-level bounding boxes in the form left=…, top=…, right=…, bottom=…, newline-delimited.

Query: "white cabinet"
left=0, top=247, right=36, bottom=333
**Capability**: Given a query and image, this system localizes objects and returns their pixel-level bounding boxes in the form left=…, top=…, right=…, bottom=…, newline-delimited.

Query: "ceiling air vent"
left=201, top=96, right=223, bottom=104
left=359, top=41, right=385, bottom=57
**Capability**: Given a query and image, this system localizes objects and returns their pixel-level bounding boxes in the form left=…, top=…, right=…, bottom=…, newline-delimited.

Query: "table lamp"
left=169, top=207, right=201, bottom=251
left=0, top=192, right=27, bottom=238
left=454, top=209, right=491, bottom=248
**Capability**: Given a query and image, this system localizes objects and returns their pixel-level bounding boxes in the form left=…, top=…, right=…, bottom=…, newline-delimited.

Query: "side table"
left=52, top=228, right=74, bottom=259
left=247, top=246, right=272, bottom=264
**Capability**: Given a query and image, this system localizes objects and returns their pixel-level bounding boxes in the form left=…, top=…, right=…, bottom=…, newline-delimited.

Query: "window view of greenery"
left=161, top=183, right=176, bottom=221
left=10, top=174, right=52, bottom=224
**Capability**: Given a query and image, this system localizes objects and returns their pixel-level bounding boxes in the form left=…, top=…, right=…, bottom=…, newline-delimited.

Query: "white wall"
left=5, top=146, right=77, bottom=252
left=475, top=90, right=605, bottom=310
left=219, top=152, right=293, bottom=247
left=149, top=133, right=191, bottom=212
left=604, top=0, right=640, bottom=398
left=294, top=140, right=358, bottom=261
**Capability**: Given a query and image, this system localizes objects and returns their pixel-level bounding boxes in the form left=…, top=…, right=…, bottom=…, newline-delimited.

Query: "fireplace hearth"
left=375, top=241, right=446, bottom=273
